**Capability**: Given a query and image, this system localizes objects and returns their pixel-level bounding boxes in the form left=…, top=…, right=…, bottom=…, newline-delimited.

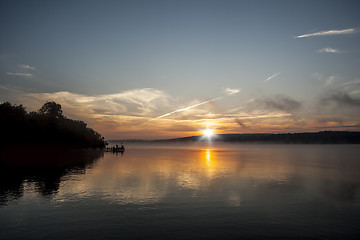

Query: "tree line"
left=0, top=101, right=105, bottom=148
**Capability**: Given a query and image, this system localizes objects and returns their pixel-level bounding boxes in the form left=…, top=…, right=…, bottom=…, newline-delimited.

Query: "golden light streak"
left=201, top=148, right=219, bottom=178
left=205, top=149, right=211, bottom=165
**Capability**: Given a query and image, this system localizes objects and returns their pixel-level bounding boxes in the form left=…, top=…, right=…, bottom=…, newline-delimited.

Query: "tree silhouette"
left=0, top=101, right=105, bottom=148
left=39, top=101, right=63, bottom=118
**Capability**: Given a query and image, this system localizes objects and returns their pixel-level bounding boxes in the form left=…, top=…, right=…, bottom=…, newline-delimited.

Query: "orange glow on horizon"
left=71, top=107, right=360, bottom=140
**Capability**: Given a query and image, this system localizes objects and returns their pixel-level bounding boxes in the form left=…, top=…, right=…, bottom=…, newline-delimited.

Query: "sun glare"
left=203, top=129, right=214, bottom=138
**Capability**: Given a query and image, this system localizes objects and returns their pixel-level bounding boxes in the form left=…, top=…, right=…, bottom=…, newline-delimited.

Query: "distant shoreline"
left=111, top=131, right=360, bottom=144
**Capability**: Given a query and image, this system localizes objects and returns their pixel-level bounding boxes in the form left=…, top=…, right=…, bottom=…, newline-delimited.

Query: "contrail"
left=144, top=88, right=240, bottom=124
left=265, top=72, right=281, bottom=83
left=155, top=97, right=222, bottom=119
left=294, top=28, right=355, bottom=39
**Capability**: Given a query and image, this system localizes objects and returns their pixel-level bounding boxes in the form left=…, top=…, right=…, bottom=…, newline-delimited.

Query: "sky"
left=1, top=0, right=360, bottom=139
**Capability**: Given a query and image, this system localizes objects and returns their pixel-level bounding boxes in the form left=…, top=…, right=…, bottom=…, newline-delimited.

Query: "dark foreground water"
left=1, top=143, right=360, bottom=239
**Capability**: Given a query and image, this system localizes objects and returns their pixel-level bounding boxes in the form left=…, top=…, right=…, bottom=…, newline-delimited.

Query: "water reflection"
left=1, top=144, right=360, bottom=239
left=51, top=144, right=360, bottom=207
left=202, top=148, right=216, bottom=177
left=48, top=147, right=231, bottom=205
left=0, top=148, right=103, bottom=205
left=2, top=144, right=360, bottom=207
left=50, top=144, right=358, bottom=206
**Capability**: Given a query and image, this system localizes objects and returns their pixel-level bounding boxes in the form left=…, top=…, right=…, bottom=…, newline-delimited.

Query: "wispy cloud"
left=155, top=97, right=222, bottom=119
left=235, top=118, right=247, bottom=128
left=19, top=64, right=36, bottom=71
left=224, top=87, right=241, bottom=95
left=3, top=85, right=357, bottom=139
left=154, top=87, right=241, bottom=120
left=320, top=91, right=360, bottom=108
left=294, top=28, right=355, bottom=38
left=265, top=72, right=281, bottom=83
left=339, top=79, right=360, bottom=95
left=318, top=47, right=340, bottom=53
left=342, top=79, right=360, bottom=88
left=6, top=64, right=36, bottom=78
left=22, top=88, right=170, bottom=117
left=325, top=75, right=340, bottom=86
left=6, top=72, right=33, bottom=77
left=251, top=95, right=302, bottom=112
left=313, top=73, right=342, bottom=86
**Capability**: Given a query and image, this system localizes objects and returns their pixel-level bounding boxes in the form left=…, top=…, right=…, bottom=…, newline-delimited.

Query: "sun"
left=203, top=129, right=214, bottom=138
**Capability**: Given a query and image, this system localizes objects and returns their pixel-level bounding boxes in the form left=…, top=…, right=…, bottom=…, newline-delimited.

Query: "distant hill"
left=168, top=132, right=360, bottom=144
left=120, top=131, right=360, bottom=144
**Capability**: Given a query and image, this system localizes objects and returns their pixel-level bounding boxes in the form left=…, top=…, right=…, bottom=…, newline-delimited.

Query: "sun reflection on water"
left=205, top=149, right=211, bottom=165
left=201, top=148, right=220, bottom=178
left=53, top=146, right=298, bottom=206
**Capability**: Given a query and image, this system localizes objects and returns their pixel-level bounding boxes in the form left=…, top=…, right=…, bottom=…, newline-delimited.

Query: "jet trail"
left=155, top=97, right=222, bottom=119
left=265, top=72, right=281, bottom=83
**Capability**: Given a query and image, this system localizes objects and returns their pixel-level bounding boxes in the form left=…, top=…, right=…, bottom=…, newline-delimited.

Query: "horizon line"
left=106, top=130, right=359, bottom=141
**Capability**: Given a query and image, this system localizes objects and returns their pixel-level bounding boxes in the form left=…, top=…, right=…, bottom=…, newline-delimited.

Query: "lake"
left=1, top=143, right=360, bottom=239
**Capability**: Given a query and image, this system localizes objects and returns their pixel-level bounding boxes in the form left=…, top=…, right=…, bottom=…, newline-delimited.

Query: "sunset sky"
left=1, top=0, right=360, bottom=139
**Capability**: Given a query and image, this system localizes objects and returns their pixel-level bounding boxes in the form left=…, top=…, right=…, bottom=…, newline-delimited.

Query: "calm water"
left=1, top=143, right=360, bottom=239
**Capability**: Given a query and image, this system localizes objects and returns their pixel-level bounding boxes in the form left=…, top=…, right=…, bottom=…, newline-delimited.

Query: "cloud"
left=155, top=97, right=222, bottom=119
left=253, top=95, right=302, bottom=112
left=4, top=84, right=358, bottom=139
left=265, top=72, right=281, bottom=83
left=342, top=79, right=360, bottom=88
left=5, top=64, right=36, bottom=78
left=235, top=118, right=246, bottom=128
left=318, top=124, right=360, bottom=129
left=313, top=73, right=342, bottom=86
left=19, top=64, right=36, bottom=71
left=225, top=88, right=241, bottom=95
left=325, top=75, right=340, bottom=86
left=153, top=88, right=241, bottom=120
left=19, top=88, right=171, bottom=118
left=318, top=47, right=340, bottom=53
left=6, top=72, right=33, bottom=77
left=316, top=116, right=344, bottom=125
left=312, top=114, right=360, bottom=131
left=294, top=28, right=356, bottom=38
left=320, top=91, right=360, bottom=108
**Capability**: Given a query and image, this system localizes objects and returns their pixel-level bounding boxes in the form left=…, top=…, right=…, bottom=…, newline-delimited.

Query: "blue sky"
left=1, top=0, right=360, bottom=139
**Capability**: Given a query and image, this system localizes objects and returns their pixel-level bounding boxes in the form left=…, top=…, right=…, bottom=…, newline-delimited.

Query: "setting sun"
left=203, top=129, right=214, bottom=138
